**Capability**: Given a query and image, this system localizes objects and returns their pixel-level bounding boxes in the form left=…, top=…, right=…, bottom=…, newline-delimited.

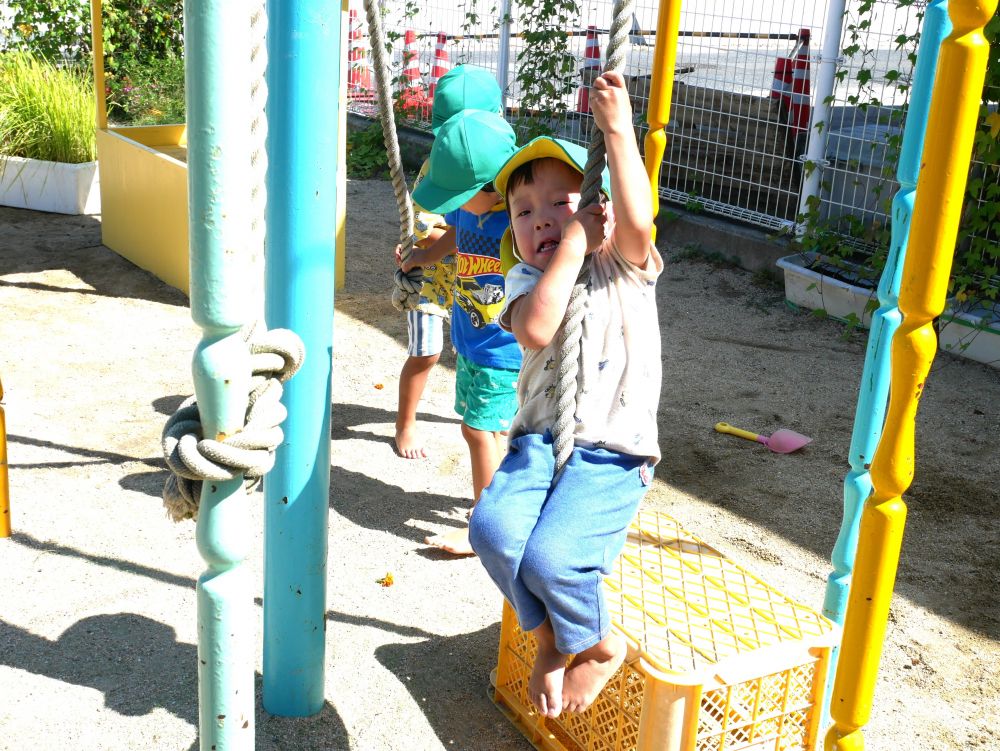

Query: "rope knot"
left=161, top=325, right=306, bottom=522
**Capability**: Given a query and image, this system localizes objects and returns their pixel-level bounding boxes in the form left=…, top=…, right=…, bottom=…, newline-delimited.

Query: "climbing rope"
left=552, top=0, right=634, bottom=474
left=161, top=324, right=305, bottom=522
left=363, top=0, right=423, bottom=312
left=249, top=0, right=268, bottom=303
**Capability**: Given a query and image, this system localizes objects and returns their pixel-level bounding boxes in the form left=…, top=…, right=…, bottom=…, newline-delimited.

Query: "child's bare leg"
left=561, top=632, right=627, bottom=714
left=425, top=423, right=502, bottom=555
left=395, top=353, right=439, bottom=459
left=529, top=619, right=566, bottom=719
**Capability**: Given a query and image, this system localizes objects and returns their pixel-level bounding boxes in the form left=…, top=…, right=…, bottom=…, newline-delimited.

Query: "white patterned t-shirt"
left=499, top=236, right=663, bottom=464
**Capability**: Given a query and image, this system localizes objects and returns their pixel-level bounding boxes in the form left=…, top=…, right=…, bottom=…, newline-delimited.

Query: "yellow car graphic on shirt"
left=455, top=276, right=504, bottom=329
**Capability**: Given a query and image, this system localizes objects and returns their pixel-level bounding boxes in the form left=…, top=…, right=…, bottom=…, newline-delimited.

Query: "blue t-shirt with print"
left=444, top=207, right=522, bottom=371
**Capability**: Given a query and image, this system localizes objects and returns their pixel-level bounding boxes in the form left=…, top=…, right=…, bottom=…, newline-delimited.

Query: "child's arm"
left=590, top=71, right=653, bottom=267
left=508, top=203, right=606, bottom=349
left=396, top=226, right=456, bottom=272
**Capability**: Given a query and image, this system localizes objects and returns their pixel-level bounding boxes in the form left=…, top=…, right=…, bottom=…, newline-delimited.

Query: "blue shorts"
left=454, top=354, right=519, bottom=433
left=469, top=431, right=653, bottom=654
left=407, top=309, right=445, bottom=357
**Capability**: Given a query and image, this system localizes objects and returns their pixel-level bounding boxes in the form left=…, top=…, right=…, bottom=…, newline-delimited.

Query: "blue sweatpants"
left=469, top=432, right=652, bottom=654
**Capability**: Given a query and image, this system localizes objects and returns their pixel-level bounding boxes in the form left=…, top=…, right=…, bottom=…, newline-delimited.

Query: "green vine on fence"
left=797, top=2, right=1000, bottom=307
left=510, top=0, right=582, bottom=140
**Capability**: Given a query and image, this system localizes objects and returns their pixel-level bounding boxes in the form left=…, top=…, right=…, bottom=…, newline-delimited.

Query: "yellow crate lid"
left=606, top=509, right=837, bottom=683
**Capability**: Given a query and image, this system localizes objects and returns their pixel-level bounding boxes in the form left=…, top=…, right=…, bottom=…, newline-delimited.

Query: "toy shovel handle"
left=714, top=422, right=764, bottom=444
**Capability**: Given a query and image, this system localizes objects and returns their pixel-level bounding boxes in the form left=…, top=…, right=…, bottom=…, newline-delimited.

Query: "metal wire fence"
left=347, top=0, right=997, bottom=296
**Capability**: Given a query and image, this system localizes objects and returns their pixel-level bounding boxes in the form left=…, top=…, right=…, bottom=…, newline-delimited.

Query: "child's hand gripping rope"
left=391, top=235, right=424, bottom=310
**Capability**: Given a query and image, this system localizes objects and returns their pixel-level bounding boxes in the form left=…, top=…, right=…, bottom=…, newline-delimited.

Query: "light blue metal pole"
left=263, top=0, right=340, bottom=716
left=186, top=1, right=255, bottom=748
left=821, top=0, right=951, bottom=721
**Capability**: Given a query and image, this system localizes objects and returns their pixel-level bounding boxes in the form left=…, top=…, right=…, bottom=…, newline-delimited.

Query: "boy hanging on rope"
left=398, top=109, right=521, bottom=555
left=395, top=65, right=505, bottom=459
left=468, top=70, right=662, bottom=717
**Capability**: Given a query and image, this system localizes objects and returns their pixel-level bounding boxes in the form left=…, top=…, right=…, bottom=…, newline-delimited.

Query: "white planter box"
left=0, top=155, right=100, bottom=215
left=939, top=302, right=1000, bottom=369
left=776, top=252, right=878, bottom=328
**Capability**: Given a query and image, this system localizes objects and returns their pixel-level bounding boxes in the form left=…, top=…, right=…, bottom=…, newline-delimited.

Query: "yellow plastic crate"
left=489, top=509, right=838, bottom=751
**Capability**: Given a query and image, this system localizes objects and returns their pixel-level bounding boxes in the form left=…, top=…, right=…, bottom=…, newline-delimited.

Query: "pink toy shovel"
left=714, top=422, right=813, bottom=454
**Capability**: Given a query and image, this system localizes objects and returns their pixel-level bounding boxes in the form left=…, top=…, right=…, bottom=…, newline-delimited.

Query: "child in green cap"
left=399, top=108, right=520, bottom=555
left=395, top=65, right=504, bottom=460
left=468, top=70, right=662, bottom=718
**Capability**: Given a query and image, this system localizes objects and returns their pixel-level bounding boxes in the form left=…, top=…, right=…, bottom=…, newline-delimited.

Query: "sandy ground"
left=0, top=178, right=998, bottom=751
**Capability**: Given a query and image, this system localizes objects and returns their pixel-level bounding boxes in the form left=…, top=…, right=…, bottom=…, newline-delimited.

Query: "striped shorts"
left=407, top=309, right=445, bottom=357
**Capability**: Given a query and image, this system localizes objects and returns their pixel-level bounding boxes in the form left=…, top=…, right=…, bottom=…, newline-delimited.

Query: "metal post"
left=497, top=0, right=514, bottom=108
left=185, top=1, right=255, bottom=748
left=263, top=0, right=340, bottom=716
left=794, top=0, right=848, bottom=230
left=826, top=0, right=997, bottom=747
left=821, top=0, right=950, bottom=723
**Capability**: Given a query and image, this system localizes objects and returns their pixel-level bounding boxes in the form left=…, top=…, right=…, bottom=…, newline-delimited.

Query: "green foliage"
left=101, top=0, right=184, bottom=75
left=347, top=122, right=389, bottom=178
left=0, top=52, right=96, bottom=163
left=8, top=0, right=91, bottom=63
left=511, top=0, right=581, bottom=136
left=9, top=0, right=186, bottom=127
left=107, top=55, right=185, bottom=125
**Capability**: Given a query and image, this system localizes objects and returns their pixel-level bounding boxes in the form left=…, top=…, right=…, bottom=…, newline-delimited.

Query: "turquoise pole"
left=821, top=0, right=950, bottom=722
left=186, top=1, right=255, bottom=748
left=262, top=0, right=339, bottom=716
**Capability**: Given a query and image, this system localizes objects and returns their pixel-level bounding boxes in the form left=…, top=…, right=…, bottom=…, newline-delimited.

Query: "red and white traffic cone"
left=399, top=28, right=430, bottom=118
left=428, top=32, right=451, bottom=101
left=576, top=26, right=602, bottom=114
left=770, top=56, right=792, bottom=121
left=788, top=28, right=812, bottom=134
left=347, top=8, right=373, bottom=99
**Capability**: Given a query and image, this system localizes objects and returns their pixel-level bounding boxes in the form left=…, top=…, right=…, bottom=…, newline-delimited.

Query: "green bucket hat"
left=412, top=110, right=517, bottom=215
left=494, top=136, right=612, bottom=274
left=431, top=65, right=503, bottom=134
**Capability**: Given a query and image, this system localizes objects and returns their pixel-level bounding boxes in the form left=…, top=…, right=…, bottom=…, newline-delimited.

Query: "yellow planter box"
left=96, top=124, right=190, bottom=293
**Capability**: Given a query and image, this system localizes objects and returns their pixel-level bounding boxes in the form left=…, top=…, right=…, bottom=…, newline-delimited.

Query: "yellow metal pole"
left=90, top=0, right=108, bottom=131
left=825, top=1, right=997, bottom=749
left=336, top=0, right=349, bottom=290
left=0, top=376, right=9, bottom=537
left=642, top=0, right=682, bottom=243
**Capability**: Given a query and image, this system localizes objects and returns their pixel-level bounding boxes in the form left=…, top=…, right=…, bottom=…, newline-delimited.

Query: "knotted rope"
left=552, top=0, right=633, bottom=474
left=161, top=324, right=305, bottom=522
left=363, top=0, right=423, bottom=311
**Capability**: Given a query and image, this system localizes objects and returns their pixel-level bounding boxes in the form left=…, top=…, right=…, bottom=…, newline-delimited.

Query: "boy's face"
left=507, top=159, right=583, bottom=271
left=460, top=186, right=502, bottom=216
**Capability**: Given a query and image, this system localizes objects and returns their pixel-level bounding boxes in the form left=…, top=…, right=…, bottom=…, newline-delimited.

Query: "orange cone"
left=576, top=26, right=602, bottom=114
left=399, top=29, right=430, bottom=118
left=347, top=8, right=373, bottom=99
left=788, top=28, right=812, bottom=134
left=428, top=32, right=451, bottom=101
left=770, top=56, right=792, bottom=120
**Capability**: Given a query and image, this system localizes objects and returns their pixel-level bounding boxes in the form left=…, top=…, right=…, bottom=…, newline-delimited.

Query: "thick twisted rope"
left=250, top=2, right=267, bottom=263
left=363, top=0, right=423, bottom=311
left=552, top=0, right=633, bottom=474
left=161, top=324, right=305, bottom=522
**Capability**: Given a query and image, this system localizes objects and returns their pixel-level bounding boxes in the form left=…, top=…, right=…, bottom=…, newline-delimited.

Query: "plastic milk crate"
left=489, top=509, right=838, bottom=751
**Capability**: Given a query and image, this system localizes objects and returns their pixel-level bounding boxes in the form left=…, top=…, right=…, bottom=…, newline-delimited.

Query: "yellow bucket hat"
left=494, top=136, right=611, bottom=275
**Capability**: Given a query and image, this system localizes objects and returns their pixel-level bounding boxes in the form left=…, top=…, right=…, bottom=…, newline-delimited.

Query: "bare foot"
left=424, top=526, right=475, bottom=556
left=562, top=633, right=626, bottom=714
left=529, top=624, right=566, bottom=718
left=394, top=423, right=428, bottom=459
